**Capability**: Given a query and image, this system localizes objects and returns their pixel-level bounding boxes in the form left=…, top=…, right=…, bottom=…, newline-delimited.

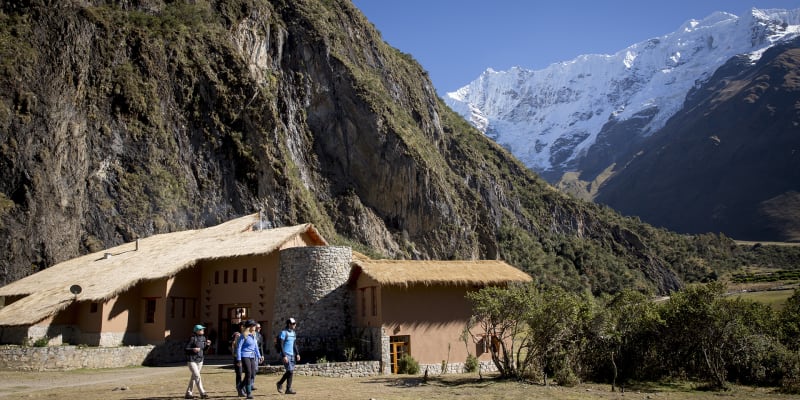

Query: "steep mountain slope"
left=445, top=8, right=800, bottom=183
left=0, top=0, right=792, bottom=295
left=447, top=9, right=800, bottom=240
left=595, top=37, right=800, bottom=242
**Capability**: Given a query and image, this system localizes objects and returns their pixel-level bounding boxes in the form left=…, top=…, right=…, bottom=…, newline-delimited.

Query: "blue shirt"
left=236, top=333, right=262, bottom=361
left=280, top=329, right=296, bottom=356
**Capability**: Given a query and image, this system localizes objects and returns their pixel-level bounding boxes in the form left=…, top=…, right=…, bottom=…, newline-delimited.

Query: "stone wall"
left=273, top=246, right=352, bottom=357
left=260, top=360, right=381, bottom=377
left=418, top=360, right=498, bottom=375
left=0, top=345, right=156, bottom=371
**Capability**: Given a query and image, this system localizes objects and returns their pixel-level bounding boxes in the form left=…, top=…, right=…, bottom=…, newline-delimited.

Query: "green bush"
left=464, top=354, right=479, bottom=373
left=32, top=337, right=49, bottom=347
left=397, top=354, right=419, bottom=374
left=554, top=367, right=580, bottom=387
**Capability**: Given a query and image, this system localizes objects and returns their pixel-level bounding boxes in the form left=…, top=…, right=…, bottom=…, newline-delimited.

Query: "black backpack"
left=273, top=331, right=282, bottom=354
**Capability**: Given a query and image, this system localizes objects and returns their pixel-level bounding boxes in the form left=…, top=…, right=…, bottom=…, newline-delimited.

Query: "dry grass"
left=0, top=363, right=797, bottom=400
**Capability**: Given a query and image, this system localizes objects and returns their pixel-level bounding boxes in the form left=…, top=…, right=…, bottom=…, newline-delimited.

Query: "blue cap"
left=193, top=324, right=206, bottom=332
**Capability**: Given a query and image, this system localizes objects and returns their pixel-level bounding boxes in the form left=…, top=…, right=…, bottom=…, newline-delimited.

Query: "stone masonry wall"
left=261, top=360, right=381, bottom=377
left=272, top=246, right=352, bottom=357
left=0, top=345, right=155, bottom=371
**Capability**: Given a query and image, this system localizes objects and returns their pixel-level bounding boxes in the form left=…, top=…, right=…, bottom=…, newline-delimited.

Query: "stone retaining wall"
left=418, top=360, right=498, bottom=375
left=0, top=345, right=156, bottom=371
left=260, top=360, right=382, bottom=377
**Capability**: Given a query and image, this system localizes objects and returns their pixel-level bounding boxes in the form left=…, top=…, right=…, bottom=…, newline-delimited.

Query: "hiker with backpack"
left=276, top=317, right=300, bottom=395
left=184, top=324, right=211, bottom=399
left=229, top=322, right=245, bottom=396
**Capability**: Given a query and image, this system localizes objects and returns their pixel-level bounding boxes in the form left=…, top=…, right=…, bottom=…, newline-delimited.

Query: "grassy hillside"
left=0, top=0, right=798, bottom=295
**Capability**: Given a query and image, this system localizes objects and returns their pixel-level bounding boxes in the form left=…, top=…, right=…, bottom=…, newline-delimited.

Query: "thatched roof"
left=0, top=215, right=326, bottom=326
left=349, top=259, right=532, bottom=288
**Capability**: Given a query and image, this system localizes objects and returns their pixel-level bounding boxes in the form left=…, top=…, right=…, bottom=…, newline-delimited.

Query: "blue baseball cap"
left=193, top=324, right=206, bottom=332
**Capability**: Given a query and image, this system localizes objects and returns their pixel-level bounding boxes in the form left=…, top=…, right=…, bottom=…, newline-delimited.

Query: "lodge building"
left=0, top=214, right=531, bottom=373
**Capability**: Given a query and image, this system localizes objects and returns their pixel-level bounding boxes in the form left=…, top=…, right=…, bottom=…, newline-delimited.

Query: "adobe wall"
left=272, top=246, right=352, bottom=357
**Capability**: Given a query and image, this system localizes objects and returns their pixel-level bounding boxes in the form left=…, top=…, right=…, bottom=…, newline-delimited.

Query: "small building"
left=348, top=258, right=532, bottom=373
left=0, top=214, right=531, bottom=373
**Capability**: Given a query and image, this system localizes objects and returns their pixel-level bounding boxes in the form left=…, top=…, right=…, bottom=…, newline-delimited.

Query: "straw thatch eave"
left=0, top=215, right=327, bottom=326
left=349, top=259, right=532, bottom=288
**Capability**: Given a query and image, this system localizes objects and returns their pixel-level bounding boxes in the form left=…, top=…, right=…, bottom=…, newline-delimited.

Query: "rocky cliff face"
left=0, top=0, right=773, bottom=294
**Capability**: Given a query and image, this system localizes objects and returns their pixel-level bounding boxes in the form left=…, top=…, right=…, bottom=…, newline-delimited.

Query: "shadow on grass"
left=362, top=375, right=499, bottom=389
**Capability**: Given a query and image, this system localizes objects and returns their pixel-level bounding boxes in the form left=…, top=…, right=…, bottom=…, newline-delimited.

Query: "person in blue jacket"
left=235, top=320, right=262, bottom=399
left=276, top=317, right=300, bottom=395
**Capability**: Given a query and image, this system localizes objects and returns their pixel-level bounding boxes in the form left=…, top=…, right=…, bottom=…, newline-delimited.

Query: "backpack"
left=274, top=331, right=282, bottom=354
left=230, top=331, right=241, bottom=354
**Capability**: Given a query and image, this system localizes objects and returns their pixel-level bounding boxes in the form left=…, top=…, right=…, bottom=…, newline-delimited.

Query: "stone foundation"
left=0, top=345, right=156, bottom=371
left=261, top=360, right=381, bottom=377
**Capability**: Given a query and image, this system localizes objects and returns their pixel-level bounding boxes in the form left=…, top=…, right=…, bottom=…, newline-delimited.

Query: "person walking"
left=235, top=320, right=262, bottom=399
left=251, top=323, right=264, bottom=390
left=230, top=322, right=245, bottom=395
left=276, top=317, right=300, bottom=395
left=185, top=324, right=211, bottom=399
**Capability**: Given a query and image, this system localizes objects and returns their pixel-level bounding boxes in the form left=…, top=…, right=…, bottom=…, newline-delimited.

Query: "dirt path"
left=1, top=364, right=797, bottom=400
left=0, top=364, right=186, bottom=397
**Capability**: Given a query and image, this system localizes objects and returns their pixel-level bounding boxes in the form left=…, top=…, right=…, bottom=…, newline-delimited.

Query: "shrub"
left=397, top=354, right=419, bottom=374
left=32, top=337, right=49, bottom=347
left=464, top=354, right=479, bottom=373
left=554, top=367, right=580, bottom=387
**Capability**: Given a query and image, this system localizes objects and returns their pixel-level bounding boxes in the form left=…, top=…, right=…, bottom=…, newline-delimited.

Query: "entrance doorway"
left=218, top=304, right=251, bottom=355
left=389, top=335, right=410, bottom=373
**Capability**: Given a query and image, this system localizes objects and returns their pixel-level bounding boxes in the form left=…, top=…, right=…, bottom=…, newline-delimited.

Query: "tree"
left=522, top=286, right=593, bottom=386
left=780, top=289, right=800, bottom=351
left=592, top=290, right=663, bottom=391
left=465, top=284, right=534, bottom=378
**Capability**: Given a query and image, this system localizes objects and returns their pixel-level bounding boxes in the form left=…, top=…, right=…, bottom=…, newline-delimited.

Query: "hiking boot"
left=184, top=393, right=193, bottom=399
left=276, top=382, right=283, bottom=393
left=285, top=389, right=297, bottom=394
left=200, top=393, right=210, bottom=399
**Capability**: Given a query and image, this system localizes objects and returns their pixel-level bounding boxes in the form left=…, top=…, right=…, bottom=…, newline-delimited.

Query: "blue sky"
left=351, top=1, right=800, bottom=95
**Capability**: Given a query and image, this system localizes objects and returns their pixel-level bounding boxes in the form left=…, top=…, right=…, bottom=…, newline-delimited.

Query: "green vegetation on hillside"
left=1, top=0, right=799, bottom=294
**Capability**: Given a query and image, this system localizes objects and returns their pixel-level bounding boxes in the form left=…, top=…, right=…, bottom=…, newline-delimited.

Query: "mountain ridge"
left=445, top=7, right=800, bottom=240
left=0, top=0, right=795, bottom=295
left=446, top=8, right=800, bottom=177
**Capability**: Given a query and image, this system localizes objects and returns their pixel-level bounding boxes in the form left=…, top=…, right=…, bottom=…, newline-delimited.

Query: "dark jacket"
left=185, top=333, right=208, bottom=363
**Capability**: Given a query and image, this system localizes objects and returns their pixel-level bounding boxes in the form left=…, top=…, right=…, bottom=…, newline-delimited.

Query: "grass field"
left=731, top=289, right=796, bottom=310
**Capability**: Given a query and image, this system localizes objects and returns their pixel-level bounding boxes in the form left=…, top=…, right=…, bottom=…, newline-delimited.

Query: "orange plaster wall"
left=353, top=275, right=382, bottom=328
left=137, top=278, right=168, bottom=344
left=199, top=253, right=281, bottom=349
left=380, top=285, right=489, bottom=365
left=164, top=267, right=202, bottom=341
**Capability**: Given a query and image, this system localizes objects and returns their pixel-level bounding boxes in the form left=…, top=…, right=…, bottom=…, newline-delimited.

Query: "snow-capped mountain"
left=445, top=8, right=800, bottom=180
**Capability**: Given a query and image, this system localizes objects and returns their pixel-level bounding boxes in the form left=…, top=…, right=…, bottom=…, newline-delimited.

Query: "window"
left=224, top=270, right=229, bottom=284
left=371, top=287, right=377, bottom=316
left=252, top=268, right=257, bottom=282
left=242, top=268, right=248, bottom=283
left=90, top=303, right=99, bottom=313
left=233, top=269, right=238, bottom=283
left=360, top=288, right=367, bottom=317
left=214, top=271, right=219, bottom=284
left=144, top=298, right=157, bottom=323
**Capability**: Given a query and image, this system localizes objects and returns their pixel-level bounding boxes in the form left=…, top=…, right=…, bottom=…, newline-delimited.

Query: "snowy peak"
left=445, top=8, right=800, bottom=177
